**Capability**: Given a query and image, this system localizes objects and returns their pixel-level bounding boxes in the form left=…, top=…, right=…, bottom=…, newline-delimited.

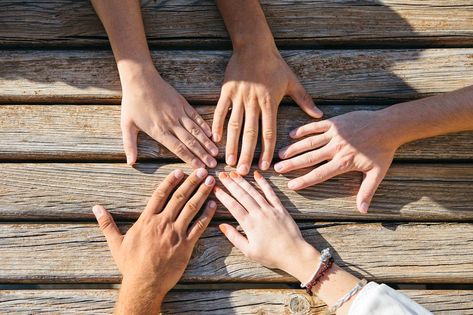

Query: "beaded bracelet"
left=300, top=248, right=332, bottom=290
left=326, top=278, right=368, bottom=314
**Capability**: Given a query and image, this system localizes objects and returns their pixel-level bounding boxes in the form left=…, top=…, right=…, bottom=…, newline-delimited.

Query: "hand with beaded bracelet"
left=215, top=170, right=431, bottom=315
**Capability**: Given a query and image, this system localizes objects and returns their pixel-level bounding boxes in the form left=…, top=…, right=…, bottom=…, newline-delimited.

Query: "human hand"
left=120, top=65, right=218, bottom=168
left=275, top=110, right=400, bottom=213
left=92, top=168, right=216, bottom=313
left=215, top=171, right=320, bottom=283
left=212, top=47, right=322, bottom=175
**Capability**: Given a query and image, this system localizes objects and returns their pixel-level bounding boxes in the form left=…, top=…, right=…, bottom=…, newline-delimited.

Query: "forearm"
left=215, top=0, right=277, bottom=51
left=287, top=243, right=360, bottom=315
left=381, top=86, right=473, bottom=147
left=115, top=278, right=165, bottom=315
left=90, top=0, right=154, bottom=83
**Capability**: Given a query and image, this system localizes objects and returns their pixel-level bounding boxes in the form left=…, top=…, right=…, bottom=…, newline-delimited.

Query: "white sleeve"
left=347, top=282, right=433, bottom=315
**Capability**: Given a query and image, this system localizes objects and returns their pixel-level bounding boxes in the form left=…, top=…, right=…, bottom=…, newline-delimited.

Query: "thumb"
left=219, top=223, right=249, bottom=255
left=356, top=169, right=385, bottom=214
left=93, top=205, right=123, bottom=255
left=289, top=80, right=323, bottom=118
left=121, top=123, right=139, bottom=166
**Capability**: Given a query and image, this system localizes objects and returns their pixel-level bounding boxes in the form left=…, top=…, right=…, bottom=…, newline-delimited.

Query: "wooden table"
left=1, top=1, right=473, bottom=314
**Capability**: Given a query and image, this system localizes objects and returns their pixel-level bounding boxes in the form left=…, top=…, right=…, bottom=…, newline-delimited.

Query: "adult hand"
left=120, top=66, right=218, bottom=168
left=215, top=171, right=320, bottom=283
left=212, top=47, right=322, bottom=175
left=275, top=110, right=399, bottom=213
left=92, top=168, right=217, bottom=313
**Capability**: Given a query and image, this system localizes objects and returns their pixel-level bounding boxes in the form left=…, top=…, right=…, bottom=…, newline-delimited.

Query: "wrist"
left=115, top=276, right=166, bottom=314
left=117, top=58, right=159, bottom=85
left=372, top=108, right=408, bottom=149
left=281, top=242, right=321, bottom=284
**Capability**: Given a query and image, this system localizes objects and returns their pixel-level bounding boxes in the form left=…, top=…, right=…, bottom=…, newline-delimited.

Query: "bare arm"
left=91, top=0, right=218, bottom=168
left=213, top=0, right=322, bottom=175
left=276, top=86, right=473, bottom=213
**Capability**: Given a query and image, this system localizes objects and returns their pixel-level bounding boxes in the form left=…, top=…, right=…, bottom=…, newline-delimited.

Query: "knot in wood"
left=288, top=294, right=310, bottom=314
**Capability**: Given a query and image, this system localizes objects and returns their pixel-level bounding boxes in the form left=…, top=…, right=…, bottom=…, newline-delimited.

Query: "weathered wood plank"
left=1, top=163, right=472, bottom=221
left=1, top=288, right=471, bottom=314
left=1, top=105, right=471, bottom=161
left=0, top=222, right=472, bottom=283
left=2, top=1, right=473, bottom=48
left=2, top=49, right=473, bottom=104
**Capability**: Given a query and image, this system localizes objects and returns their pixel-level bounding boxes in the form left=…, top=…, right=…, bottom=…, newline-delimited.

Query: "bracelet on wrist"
left=301, top=248, right=334, bottom=296
left=326, top=278, right=368, bottom=314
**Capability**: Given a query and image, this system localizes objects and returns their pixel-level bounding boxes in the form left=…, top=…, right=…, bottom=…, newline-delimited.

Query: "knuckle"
left=189, top=126, right=201, bottom=137
left=244, top=128, right=258, bottom=138
left=337, top=154, right=355, bottom=170
left=174, top=143, right=188, bottom=156
left=186, top=202, right=199, bottom=213
left=174, top=191, right=187, bottom=203
left=228, top=120, right=241, bottom=131
left=153, top=189, right=167, bottom=200
left=196, top=218, right=207, bottom=231
left=262, top=129, right=275, bottom=141
left=99, top=217, right=113, bottom=231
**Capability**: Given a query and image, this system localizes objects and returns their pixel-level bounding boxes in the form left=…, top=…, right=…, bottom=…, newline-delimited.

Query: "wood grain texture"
left=2, top=49, right=473, bottom=104
left=1, top=222, right=473, bottom=283
left=1, top=163, right=473, bottom=221
left=1, top=105, right=471, bottom=161
left=1, top=288, right=472, bottom=314
left=2, top=0, right=473, bottom=48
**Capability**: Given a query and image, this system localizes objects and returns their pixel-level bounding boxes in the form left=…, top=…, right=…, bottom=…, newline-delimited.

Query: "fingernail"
left=289, top=129, right=297, bottom=138
left=360, top=202, right=369, bottom=214
left=278, top=148, right=287, bottom=159
left=260, top=160, right=269, bottom=170
left=213, top=186, right=221, bottom=193
left=173, top=169, right=184, bottom=179
left=237, top=164, right=248, bottom=175
left=208, top=157, right=217, bottom=168
left=205, top=176, right=215, bottom=186
left=219, top=172, right=228, bottom=180
left=287, top=180, right=298, bottom=190
left=211, top=147, right=219, bottom=156
left=92, top=205, right=104, bottom=220
left=218, top=224, right=227, bottom=234
left=230, top=171, right=240, bottom=179
left=196, top=168, right=208, bottom=178
left=314, top=106, right=323, bottom=116
left=227, top=154, right=236, bottom=165
left=274, top=163, right=283, bottom=172
left=254, top=170, right=263, bottom=180
left=208, top=200, right=216, bottom=208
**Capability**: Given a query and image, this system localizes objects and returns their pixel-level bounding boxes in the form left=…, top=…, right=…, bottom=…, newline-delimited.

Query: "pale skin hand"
left=214, top=0, right=322, bottom=175
left=215, top=171, right=360, bottom=314
left=91, top=0, right=217, bottom=168
left=276, top=86, right=473, bottom=213
left=121, top=66, right=218, bottom=168
left=92, top=168, right=217, bottom=314
left=276, top=110, right=396, bottom=214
